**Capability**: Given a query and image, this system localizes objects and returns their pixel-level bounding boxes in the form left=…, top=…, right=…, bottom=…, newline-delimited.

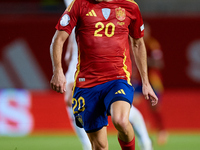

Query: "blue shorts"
left=72, top=79, right=134, bottom=133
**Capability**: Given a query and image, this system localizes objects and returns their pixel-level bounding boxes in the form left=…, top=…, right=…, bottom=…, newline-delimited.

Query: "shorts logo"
left=115, top=7, right=126, bottom=21
left=115, top=89, right=126, bottom=95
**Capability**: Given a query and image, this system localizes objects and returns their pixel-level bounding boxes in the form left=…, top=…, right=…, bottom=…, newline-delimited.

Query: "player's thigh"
left=104, top=79, right=134, bottom=116
left=73, top=86, right=108, bottom=132
left=110, top=100, right=131, bottom=126
left=87, top=126, right=108, bottom=149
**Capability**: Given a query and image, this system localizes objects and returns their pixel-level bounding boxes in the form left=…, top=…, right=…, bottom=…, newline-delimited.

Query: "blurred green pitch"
left=0, top=132, right=200, bottom=150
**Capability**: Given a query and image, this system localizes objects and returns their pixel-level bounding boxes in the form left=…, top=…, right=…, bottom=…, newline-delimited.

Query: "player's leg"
left=111, top=101, right=135, bottom=150
left=87, top=126, right=108, bottom=150
left=132, top=83, right=154, bottom=149
left=72, top=85, right=111, bottom=150
left=66, top=107, right=92, bottom=150
left=149, top=74, right=168, bottom=145
left=129, top=105, right=152, bottom=150
left=150, top=104, right=168, bottom=145
left=103, top=80, right=135, bottom=149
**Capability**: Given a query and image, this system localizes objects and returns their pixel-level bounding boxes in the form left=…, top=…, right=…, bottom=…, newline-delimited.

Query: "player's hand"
left=142, top=83, right=158, bottom=106
left=50, top=69, right=66, bottom=94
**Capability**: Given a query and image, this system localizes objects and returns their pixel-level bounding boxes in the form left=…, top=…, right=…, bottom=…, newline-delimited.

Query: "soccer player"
left=131, top=22, right=168, bottom=145
left=64, top=21, right=153, bottom=150
left=50, top=0, right=158, bottom=149
left=65, top=34, right=153, bottom=150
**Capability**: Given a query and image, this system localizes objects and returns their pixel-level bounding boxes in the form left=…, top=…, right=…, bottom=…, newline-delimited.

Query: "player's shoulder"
left=121, top=0, right=140, bottom=12
left=68, top=0, right=89, bottom=5
left=75, top=0, right=93, bottom=7
left=65, top=0, right=90, bottom=12
left=123, top=0, right=139, bottom=7
left=75, top=0, right=93, bottom=4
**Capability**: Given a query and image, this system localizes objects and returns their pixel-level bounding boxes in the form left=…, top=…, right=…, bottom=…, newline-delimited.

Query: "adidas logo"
left=86, top=10, right=97, bottom=17
left=115, top=89, right=126, bottom=95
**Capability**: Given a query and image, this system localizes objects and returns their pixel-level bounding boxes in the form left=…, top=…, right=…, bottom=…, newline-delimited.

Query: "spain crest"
left=76, top=114, right=84, bottom=127
left=115, top=7, right=126, bottom=21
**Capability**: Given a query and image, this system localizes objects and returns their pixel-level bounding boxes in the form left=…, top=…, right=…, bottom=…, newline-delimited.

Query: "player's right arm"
left=50, top=30, right=69, bottom=93
left=64, top=33, right=74, bottom=67
left=64, top=31, right=77, bottom=107
left=50, top=0, right=80, bottom=93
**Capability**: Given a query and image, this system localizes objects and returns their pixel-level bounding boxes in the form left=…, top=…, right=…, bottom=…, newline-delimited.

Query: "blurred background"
left=0, top=0, right=200, bottom=150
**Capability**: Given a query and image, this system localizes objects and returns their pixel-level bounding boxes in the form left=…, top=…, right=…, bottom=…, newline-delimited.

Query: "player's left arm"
left=130, top=37, right=158, bottom=106
left=50, top=30, right=69, bottom=93
left=64, top=33, right=74, bottom=67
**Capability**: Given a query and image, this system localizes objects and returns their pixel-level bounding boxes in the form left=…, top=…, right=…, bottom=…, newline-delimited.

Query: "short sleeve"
left=55, top=0, right=80, bottom=35
left=129, top=5, right=144, bottom=39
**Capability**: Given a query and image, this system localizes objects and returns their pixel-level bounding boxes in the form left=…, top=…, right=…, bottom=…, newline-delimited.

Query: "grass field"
left=0, top=132, right=200, bottom=150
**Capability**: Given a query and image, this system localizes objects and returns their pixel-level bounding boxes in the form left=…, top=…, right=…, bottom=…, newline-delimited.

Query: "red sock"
left=118, top=136, right=135, bottom=150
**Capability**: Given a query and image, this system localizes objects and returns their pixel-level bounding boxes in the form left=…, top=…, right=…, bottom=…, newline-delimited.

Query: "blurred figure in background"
left=64, top=30, right=92, bottom=150
left=63, top=1, right=153, bottom=149
left=131, top=22, right=168, bottom=145
left=63, top=1, right=92, bottom=150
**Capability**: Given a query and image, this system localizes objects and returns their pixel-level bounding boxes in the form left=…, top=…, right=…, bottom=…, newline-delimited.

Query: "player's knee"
left=112, top=115, right=129, bottom=133
left=90, top=140, right=108, bottom=150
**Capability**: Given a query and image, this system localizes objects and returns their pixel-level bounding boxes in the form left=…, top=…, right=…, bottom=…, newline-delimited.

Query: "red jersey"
left=56, top=0, right=144, bottom=88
